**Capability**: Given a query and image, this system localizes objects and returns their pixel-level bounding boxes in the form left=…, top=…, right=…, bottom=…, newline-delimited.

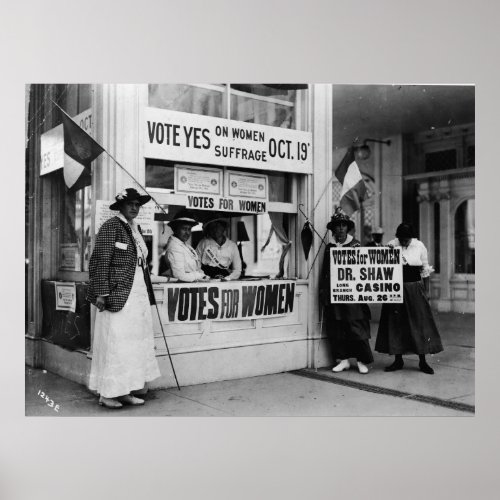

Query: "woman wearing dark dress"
left=375, top=223, right=443, bottom=374
left=320, top=208, right=373, bottom=374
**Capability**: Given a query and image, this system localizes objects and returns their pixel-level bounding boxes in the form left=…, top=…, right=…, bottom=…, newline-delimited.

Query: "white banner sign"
left=185, top=194, right=266, bottom=214
left=143, top=108, right=313, bottom=174
left=162, top=280, right=296, bottom=323
left=40, top=109, right=93, bottom=176
left=227, top=171, right=268, bottom=199
left=95, top=200, right=156, bottom=236
left=175, top=165, right=222, bottom=195
left=55, top=282, right=77, bottom=312
left=329, top=247, right=403, bottom=303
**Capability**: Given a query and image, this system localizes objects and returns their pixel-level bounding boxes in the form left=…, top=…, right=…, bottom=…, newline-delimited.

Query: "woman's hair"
left=395, top=222, right=415, bottom=239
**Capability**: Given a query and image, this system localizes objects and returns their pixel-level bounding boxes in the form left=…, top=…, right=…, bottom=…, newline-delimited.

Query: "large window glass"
left=59, top=184, right=92, bottom=272
left=37, top=84, right=93, bottom=274
left=148, top=84, right=225, bottom=118
left=230, top=84, right=308, bottom=131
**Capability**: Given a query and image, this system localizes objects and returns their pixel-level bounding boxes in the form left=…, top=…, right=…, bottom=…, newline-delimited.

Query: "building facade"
left=25, top=84, right=474, bottom=388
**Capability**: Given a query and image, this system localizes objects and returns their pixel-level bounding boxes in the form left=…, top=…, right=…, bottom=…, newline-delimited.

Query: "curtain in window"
left=261, top=212, right=292, bottom=278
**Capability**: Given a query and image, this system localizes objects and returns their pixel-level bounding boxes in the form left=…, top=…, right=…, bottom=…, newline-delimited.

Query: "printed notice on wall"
left=143, top=108, right=313, bottom=174
left=330, top=247, right=403, bottom=303
left=227, top=171, right=268, bottom=199
left=162, top=280, right=296, bottom=323
left=60, top=243, right=80, bottom=271
left=95, top=200, right=156, bottom=236
left=55, top=282, right=77, bottom=312
left=175, top=165, right=222, bottom=195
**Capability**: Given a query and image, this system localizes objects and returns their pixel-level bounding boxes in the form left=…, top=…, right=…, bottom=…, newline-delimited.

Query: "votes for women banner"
left=162, top=280, right=296, bottom=323
left=329, top=247, right=403, bottom=303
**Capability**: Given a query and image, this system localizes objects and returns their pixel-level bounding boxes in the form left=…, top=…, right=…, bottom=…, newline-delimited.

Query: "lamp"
left=237, top=221, right=250, bottom=277
left=354, top=138, right=391, bottom=160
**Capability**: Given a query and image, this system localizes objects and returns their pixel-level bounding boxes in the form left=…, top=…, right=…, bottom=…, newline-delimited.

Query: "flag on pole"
left=61, top=112, right=104, bottom=191
left=334, top=146, right=367, bottom=215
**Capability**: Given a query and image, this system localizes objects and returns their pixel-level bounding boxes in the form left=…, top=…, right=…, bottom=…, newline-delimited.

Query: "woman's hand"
left=95, top=296, right=107, bottom=312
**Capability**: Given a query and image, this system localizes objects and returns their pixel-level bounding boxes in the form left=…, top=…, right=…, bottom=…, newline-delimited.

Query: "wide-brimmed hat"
left=109, top=188, right=151, bottom=210
left=395, top=222, right=414, bottom=239
left=372, top=226, right=384, bottom=235
left=203, top=217, right=228, bottom=231
left=327, top=207, right=355, bottom=231
left=167, top=209, right=199, bottom=228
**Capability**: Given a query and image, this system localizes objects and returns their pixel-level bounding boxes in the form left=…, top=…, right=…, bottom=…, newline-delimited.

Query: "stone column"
left=437, top=179, right=452, bottom=311
left=308, top=84, right=333, bottom=368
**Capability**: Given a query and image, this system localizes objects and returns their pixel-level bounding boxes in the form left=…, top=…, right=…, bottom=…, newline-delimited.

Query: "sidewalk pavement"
left=25, top=312, right=474, bottom=417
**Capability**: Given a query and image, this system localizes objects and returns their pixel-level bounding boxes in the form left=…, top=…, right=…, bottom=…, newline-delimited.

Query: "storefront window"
left=145, top=159, right=176, bottom=191
left=268, top=172, right=291, bottom=203
left=148, top=84, right=225, bottom=118
left=35, top=84, right=93, bottom=274
left=59, top=183, right=92, bottom=272
left=230, top=84, right=308, bottom=131
left=145, top=84, right=307, bottom=279
left=148, top=84, right=308, bottom=130
left=455, top=199, right=475, bottom=274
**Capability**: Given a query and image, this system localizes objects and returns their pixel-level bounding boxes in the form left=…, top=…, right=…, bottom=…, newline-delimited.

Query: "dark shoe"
left=99, top=396, right=123, bottom=409
left=384, top=360, right=404, bottom=372
left=118, top=394, right=145, bottom=406
left=419, top=362, right=434, bottom=374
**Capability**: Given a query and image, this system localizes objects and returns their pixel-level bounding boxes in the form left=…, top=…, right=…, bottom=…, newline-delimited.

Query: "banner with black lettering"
left=329, top=247, right=403, bottom=303
left=162, top=280, right=296, bottom=323
left=144, top=108, right=312, bottom=174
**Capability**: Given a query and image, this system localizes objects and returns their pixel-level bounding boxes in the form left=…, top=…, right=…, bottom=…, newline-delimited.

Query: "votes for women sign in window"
left=329, top=247, right=403, bottom=303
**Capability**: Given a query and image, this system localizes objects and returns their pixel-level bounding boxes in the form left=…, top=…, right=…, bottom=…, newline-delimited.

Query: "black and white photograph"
left=4, top=1, right=500, bottom=499
left=25, top=83, right=475, bottom=417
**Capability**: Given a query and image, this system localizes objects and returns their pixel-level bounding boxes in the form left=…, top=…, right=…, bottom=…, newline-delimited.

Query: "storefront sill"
left=153, top=336, right=311, bottom=356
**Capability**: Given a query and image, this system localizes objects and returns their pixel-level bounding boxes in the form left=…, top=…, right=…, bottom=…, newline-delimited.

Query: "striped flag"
left=334, top=146, right=367, bottom=215
left=61, top=112, right=104, bottom=191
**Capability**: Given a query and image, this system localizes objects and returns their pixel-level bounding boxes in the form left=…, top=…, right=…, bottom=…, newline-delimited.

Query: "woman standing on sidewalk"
left=375, top=223, right=443, bottom=374
left=320, top=208, right=373, bottom=374
left=87, top=188, right=161, bottom=409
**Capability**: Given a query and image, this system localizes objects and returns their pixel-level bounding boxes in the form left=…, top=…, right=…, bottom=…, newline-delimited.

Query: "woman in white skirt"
left=87, top=188, right=161, bottom=409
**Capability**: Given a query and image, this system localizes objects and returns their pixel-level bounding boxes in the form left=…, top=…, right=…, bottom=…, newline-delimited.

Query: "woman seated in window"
left=196, top=218, right=242, bottom=280
left=165, top=210, right=209, bottom=283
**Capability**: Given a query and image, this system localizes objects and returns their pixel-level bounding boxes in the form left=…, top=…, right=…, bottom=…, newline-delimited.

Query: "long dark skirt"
left=325, top=315, right=374, bottom=364
left=375, top=280, right=443, bottom=355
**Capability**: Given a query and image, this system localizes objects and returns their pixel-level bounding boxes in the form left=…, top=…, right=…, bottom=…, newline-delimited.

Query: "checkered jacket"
left=86, top=216, right=138, bottom=312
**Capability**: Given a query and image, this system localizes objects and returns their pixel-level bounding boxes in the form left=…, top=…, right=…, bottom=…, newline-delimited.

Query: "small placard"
left=55, top=282, right=76, bottom=312
left=227, top=171, right=268, bottom=199
left=175, top=165, right=222, bottom=195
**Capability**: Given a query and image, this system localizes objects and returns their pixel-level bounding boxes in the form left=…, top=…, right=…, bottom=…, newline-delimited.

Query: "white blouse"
left=165, top=235, right=207, bottom=282
left=196, top=237, right=242, bottom=280
left=117, top=213, right=148, bottom=261
left=330, top=234, right=354, bottom=247
left=387, top=238, right=434, bottom=278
